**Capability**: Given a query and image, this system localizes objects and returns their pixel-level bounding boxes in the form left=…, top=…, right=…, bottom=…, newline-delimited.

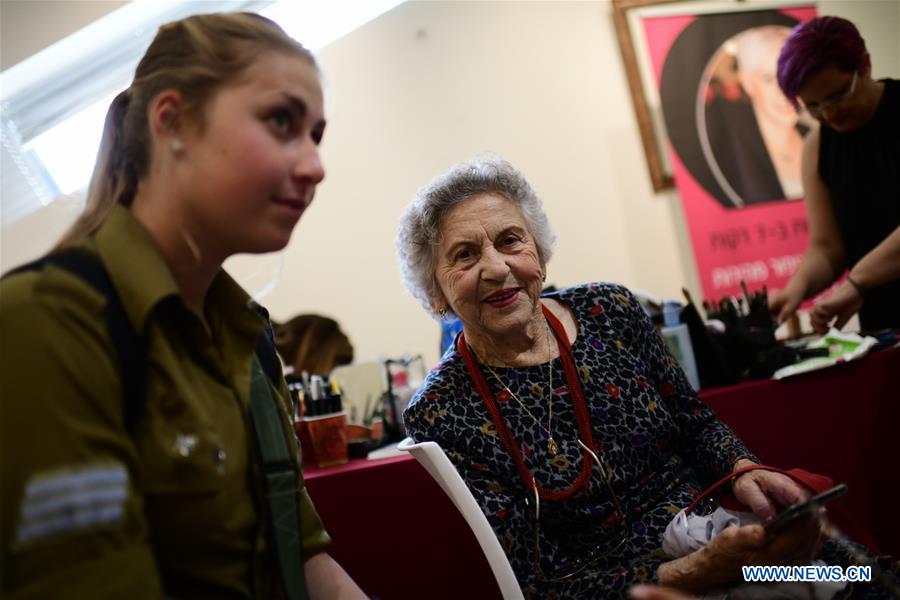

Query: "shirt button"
left=174, top=433, right=198, bottom=457
left=215, top=447, right=227, bottom=475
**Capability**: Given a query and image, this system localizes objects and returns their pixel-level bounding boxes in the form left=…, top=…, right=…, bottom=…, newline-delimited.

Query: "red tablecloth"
left=699, top=346, right=900, bottom=556
left=305, top=453, right=499, bottom=599
left=305, top=347, right=900, bottom=600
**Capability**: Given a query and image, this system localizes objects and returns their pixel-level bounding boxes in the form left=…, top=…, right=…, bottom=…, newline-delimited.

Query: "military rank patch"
left=14, top=463, right=128, bottom=545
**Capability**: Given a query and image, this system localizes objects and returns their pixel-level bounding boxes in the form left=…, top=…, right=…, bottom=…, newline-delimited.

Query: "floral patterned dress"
left=404, top=283, right=757, bottom=598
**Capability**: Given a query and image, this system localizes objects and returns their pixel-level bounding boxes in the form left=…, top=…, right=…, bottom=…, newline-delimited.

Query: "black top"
left=819, top=78, right=900, bottom=331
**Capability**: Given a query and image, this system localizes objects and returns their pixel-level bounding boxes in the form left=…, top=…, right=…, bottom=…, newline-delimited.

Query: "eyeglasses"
left=527, top=439, right=630, bottom=583
left=801, top=71, right=858, bottom=117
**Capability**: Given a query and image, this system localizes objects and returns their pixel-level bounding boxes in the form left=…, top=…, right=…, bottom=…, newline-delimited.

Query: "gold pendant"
left=547, top=437, right=559, bottom=456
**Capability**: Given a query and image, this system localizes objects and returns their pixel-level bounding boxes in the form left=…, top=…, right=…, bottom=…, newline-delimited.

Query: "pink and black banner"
left=642, top=5, right=816, bottom=300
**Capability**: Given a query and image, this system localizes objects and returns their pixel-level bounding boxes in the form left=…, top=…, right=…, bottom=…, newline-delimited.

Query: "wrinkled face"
left=432, top=193, right=544, bottom=343
left=797, top=67, right=865, bottom=132
left=176, top=51, right=326, bottom=258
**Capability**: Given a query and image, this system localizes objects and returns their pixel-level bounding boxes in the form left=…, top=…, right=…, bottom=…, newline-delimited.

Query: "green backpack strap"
left=3, top=249, right=148, bottom=433
left=249, top=352, right=310, bottom=600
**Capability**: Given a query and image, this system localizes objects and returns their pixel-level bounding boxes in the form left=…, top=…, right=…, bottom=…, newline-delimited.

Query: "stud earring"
left=541, top=270, right=547, bottom=283
left=438, top=307, right=447, bottom=318
left=170, top=138, right=184, bottom=154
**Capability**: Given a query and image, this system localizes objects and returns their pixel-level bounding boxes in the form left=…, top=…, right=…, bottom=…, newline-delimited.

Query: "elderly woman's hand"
left=657, top=518, right=820, bottom=593
left=656, top=461, right=823, bottom=592
left=731, top=459, right=810, bottom=522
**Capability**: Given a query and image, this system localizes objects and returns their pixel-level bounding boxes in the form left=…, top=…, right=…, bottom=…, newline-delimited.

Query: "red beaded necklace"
left=457, top=304, right=599, bottom=501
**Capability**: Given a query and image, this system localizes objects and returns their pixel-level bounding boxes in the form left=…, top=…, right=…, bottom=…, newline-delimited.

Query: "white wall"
left=256, top=0, right=692, bottom=368
left=0, top=0, right=127, bottom=70
left=822, top=0, right=900, bottom=79
left=2, top=0, right=898, bottom=368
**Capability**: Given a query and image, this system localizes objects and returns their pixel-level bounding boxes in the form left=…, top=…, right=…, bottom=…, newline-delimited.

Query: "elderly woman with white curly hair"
left=396, top=156, right=822, bottom=598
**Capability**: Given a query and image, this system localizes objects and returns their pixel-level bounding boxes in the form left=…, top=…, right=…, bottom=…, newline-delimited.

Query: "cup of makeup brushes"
left=301, top=411, right=348, bottom=468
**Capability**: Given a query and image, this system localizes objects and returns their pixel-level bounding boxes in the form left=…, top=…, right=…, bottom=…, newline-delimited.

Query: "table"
left=304, top=347, right=900, bottom=600
left=304, top=454, right=499, bottom=599
left=700, top=345, right=900, bottom=556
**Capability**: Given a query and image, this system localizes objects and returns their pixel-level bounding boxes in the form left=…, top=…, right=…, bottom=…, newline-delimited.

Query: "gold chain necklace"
left=481, top=325, right=560, bottom=456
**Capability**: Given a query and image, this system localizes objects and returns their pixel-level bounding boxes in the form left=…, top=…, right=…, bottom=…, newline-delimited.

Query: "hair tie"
left=115, top=87, right=133, bottom=108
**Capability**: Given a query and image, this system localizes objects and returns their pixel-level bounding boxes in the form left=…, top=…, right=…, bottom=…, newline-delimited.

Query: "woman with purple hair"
left=769, top=16, right=900, bottom=334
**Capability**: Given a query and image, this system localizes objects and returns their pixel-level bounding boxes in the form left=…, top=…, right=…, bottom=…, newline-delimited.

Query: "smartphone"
left=765, top=483, right=848, bottom=535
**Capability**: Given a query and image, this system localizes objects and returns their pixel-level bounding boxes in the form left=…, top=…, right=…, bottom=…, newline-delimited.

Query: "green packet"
left=773, top=329, right=878, bottom=380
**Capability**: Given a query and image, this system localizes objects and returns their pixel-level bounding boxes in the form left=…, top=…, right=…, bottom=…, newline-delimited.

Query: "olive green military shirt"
left=0, top=205, right=330, bottom=598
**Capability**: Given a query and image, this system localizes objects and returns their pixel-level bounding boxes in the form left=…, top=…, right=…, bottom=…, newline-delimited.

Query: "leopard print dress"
left=404, top=282, right=757, bottom=598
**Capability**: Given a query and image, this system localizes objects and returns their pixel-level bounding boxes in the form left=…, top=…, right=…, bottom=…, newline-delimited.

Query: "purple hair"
left=776, top=16, right=869, bottom=108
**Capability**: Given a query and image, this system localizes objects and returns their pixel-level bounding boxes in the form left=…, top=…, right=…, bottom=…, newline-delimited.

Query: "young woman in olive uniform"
left=0, top=13, right=365, bottom=599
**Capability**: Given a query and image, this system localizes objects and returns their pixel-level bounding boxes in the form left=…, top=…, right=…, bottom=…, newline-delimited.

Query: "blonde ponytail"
left=55, top=89, right=135, bottom=248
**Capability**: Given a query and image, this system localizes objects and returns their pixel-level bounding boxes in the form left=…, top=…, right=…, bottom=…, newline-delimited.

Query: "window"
left=0, top=0, right=402, bottom=226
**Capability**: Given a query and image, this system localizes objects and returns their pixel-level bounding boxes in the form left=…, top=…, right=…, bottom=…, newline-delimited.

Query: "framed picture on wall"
left=611, top=0, right=813, bottom=194
left=611, top=0, right=681, bottom=192
left=612, top=0, right=818, bottom=302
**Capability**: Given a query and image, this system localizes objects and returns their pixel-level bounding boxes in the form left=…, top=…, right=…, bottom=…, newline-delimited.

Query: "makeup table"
left=304, top=346, right=900, bottom=600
